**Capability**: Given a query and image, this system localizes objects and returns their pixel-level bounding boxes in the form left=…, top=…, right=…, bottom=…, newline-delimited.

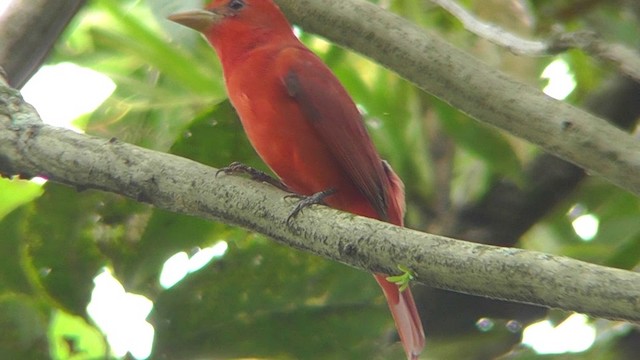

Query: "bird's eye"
left=228, top=0, right=245, bottom=11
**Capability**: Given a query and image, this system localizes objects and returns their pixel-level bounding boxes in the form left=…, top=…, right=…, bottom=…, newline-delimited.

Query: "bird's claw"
left=286, top=188, right=337, bottom=224
left=216, top=162, right=287, bottom=190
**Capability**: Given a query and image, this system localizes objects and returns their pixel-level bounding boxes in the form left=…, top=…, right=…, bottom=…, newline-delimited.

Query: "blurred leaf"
left=565, top=182, right=640, bottom=267
left=0, top=208, right=34, bottom=294
left=435, top=100, right=523, bottom=181
left=605, top=231, right=640, bottom=270
left=151, top=239, right=394, bottom=359
left=0, top=294, right=49, bottom=359
left=25, top=185, right=107, bottom=315
left=0, top=178, right=43, bottom=220
left=169, top=100, right=264, bottom=170
left=565, top=51, right=605, bottom=101
left=48, top=310, right=108, bottom=359
left=96, top=0, right=217, bottom=94
left=51, top=0, right=225, bottom=154
left=113, top=208, right=235, bottom=295
left=147, top=0, right=204, bottom=45
left=83, top=76, right=199, bottom=151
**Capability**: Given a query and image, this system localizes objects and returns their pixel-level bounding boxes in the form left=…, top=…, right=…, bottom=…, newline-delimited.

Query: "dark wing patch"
left=279, top=47, right=390, bottom=220
left=284, top=71, right=322, bottom=123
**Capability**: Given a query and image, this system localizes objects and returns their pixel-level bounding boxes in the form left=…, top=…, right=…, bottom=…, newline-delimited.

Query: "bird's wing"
left=276, top=46, right=391, bottom=220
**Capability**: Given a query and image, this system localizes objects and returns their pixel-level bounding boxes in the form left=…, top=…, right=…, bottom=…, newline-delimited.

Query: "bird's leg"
left=216, top=161, right=288, bottom=191
left=285, top=188, right=337, bottom=224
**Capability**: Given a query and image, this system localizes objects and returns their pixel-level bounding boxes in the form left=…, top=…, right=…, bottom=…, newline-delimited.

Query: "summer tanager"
left=169, top=0, right=425, bottom=358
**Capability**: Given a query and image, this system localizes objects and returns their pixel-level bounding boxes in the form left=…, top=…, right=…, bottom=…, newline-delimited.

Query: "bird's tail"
left=374, top=274, right=425, bottom=360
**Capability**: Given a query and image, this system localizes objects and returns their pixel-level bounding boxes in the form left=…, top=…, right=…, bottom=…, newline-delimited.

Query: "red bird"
left=169, top=1, right=425, bottom=358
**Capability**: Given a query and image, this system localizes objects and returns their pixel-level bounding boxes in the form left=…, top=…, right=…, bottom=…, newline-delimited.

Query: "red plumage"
left=169, top=1, right=425, bottom=358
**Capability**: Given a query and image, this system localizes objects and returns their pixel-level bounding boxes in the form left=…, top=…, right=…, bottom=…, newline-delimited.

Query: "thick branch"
left=1, top=83, right=639, bottom=324
left=274, top=0, right=640, bottom=197
left=453, top=75, right=640, bottom=246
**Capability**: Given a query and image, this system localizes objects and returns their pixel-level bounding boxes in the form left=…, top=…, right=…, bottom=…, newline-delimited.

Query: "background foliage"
left=0, top=0, right=639, bottom=359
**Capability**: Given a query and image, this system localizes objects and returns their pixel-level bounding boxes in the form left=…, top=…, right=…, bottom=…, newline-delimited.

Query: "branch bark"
left=1, top=82, right=639, bottom=324
left=0, top=0, right=87, bottom=88
left=274, top=0, right=640, bottom=197
left=452, top=75, right=640, bottom=246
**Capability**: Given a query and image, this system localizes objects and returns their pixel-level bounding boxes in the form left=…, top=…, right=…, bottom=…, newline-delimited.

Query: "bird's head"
left=168, top=0, right=291, bottom=36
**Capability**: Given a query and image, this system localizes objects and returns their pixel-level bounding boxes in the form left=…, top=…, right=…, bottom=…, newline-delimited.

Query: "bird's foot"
left=285, top=188, right=336, bottom=224
left=216, top=162, right=288, bottom=191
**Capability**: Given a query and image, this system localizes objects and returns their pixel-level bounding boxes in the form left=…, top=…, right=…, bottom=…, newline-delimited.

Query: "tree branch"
left=428, top=0, right=640, bottom=83
left=452, top=75, right=640, bottom=246
left=1, top=80, right=639, bottom=324
left=0, top=0, right=87, bottom=88
left=430, top=0, right=549, bottom=56
left=274, top=0, right=640, bottom=197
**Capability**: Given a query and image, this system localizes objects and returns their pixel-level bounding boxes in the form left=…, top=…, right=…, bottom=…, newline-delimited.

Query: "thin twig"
left=430, top=0, right=548, bottom=55
left=428, top=0, right=640, bottom=82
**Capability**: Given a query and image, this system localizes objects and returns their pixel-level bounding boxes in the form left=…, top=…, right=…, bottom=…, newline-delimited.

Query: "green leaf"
left=0, top=178, right=43, bottom=220
left=435, top=101, right=523, bottom=181
left=386, top=265, right=415, bottom=292
left=25, top=185, right=107, bottom=315
left=151, top=239, right=393, bottom=359
left=0, top=208, right=34, bottom=294
left=604, top=231, right=640, bottom=269
left=0, top=294, right=50, bottom=359
left=169, top=100, right=264, bottom=170
left=112, top=208, right=234, bottom=295
left=96, top=0, right=218, bottom=94
left=48, top=310, right=108, bottom=359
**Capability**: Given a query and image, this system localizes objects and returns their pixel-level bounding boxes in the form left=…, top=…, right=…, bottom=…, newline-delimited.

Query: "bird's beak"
left=168, top=9, right=222, bottom=33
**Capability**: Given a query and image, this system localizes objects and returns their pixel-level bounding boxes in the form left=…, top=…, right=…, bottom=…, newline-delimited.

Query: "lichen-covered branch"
left=1, top=79, right=639, bottom=324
